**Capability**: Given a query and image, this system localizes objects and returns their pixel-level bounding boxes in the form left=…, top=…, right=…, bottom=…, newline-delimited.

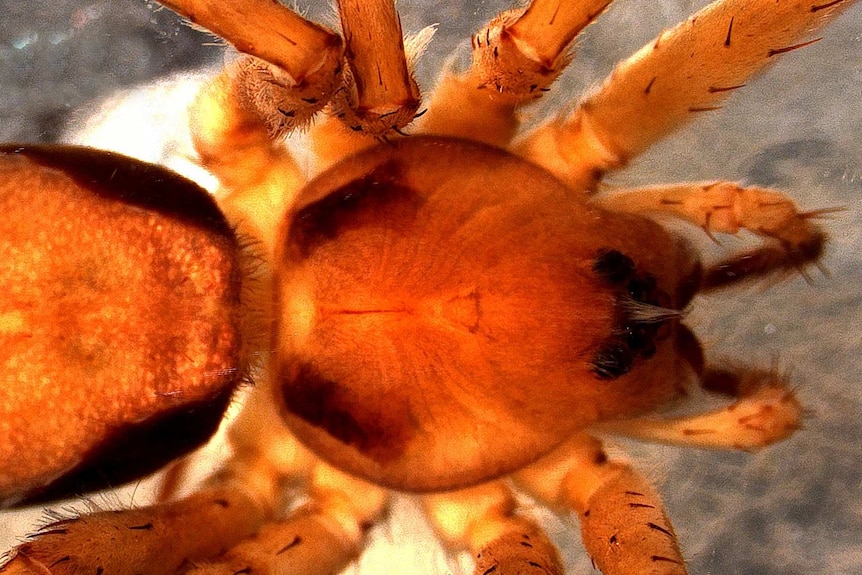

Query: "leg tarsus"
left=593, top=367, right=804, bottom=451
left=595, top=181, right=828, bottom=289
left=159, top=0, right=343, bottom=119
left=701, top=230, right=825, bottom=290
left=231, top=55, right=332, bottom=138
left=333, top=0, right=422, bottom=138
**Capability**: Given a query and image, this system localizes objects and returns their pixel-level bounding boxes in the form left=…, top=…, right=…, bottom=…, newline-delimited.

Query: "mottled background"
left=1, top=1, right=861, bottom=574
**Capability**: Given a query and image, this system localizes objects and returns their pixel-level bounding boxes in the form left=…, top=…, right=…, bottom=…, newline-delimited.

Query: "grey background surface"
left=1, top=1, right=861, bottom=574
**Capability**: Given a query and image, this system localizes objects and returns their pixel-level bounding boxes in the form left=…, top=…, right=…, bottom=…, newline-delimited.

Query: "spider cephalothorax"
left=274, top=136, right=702, bottom=492
left=0, top=1, right=855, bottom=575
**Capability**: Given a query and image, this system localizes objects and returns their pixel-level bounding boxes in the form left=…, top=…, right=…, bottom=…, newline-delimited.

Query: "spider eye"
left=592, top=248, right=636, bottom=284
left=591, top=341, right=635, bottom=380
left=0, top=146, right=244, bottom=505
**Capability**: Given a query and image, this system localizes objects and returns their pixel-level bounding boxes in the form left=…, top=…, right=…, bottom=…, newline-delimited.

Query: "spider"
left=1, top=1, right=860, bottom=574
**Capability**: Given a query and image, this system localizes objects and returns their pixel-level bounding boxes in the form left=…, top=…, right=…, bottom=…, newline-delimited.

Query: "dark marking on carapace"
left=593, top=248, right=636, bottom=285
left=724, top=16, right=734, bottom=47
left=279, top=362, right=408, bottom=462
left=286, top=159, right=425, bottom=260
left=592, top=341, right=635, bottom=380
left=482, top=566, right=497, bottom=575
left=632, top=329, right=660, bottom=357
left=626, top=275, right=658, bottom=305
left=282, top=365, right=367, bottom=448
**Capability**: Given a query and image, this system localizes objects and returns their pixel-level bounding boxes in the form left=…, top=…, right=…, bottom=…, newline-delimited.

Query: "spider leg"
left=518, top=0, right=857, bottom=191
left=172, top=376, right=389, bottom=575
left=310, top=0, right=424, bottom=169
left=185, top=463, right=388, bottom=575
left=0, top=379, right=310, bottom=575
left=418, top=0, right=613, bottom=147
left=331, top=0, right=421, bottom=136
left=1, top=376, right=391, bottom=575
left=0, top=443, right=280, bottom=575
left=160, top=0, right=342, bottom=135
left=591, top=367, right=803, bottom=451
left=422, top=481, right=563, bottom=575
left=515, top=434, right=687, bottom=575
left=0, top=486, right=266, bottom=575
left=191, top=67, right=308, bottom=254
left=594, top=181, right=827, bottom=288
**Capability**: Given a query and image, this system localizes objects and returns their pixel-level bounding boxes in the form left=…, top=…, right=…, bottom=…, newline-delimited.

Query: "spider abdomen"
left=0, top=146, right=246, bottom=506
left=274, top=137, right=699, bottom=491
